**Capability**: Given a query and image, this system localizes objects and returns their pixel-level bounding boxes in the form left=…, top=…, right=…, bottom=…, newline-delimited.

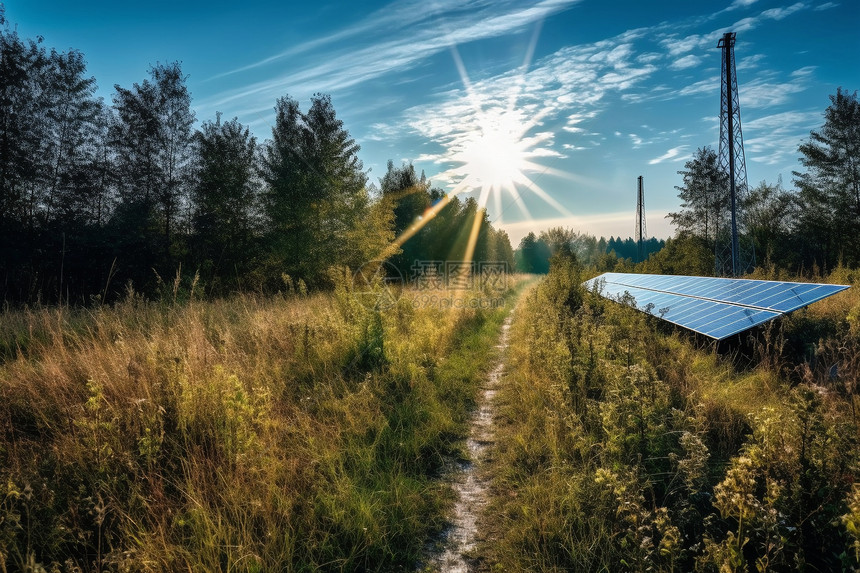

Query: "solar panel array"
left=583, top=272, right=849, bottom=340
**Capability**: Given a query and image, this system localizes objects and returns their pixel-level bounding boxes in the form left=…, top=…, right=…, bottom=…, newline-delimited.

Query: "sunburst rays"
left=378, top=21, right=573, bottom=267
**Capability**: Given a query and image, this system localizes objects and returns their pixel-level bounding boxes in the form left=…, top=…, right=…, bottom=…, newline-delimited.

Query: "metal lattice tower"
left=715, top=32, right=755, bottom=277
left=636, top=175, right=647, bottom=262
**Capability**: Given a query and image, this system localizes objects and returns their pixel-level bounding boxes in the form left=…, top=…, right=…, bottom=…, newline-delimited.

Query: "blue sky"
left=4, top=0, right=858, bottom=243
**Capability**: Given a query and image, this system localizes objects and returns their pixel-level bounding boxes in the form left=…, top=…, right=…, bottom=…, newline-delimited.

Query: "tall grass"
left=0, top=272, right=525, bottom=571
left=481, top=257, right=860, bottom=571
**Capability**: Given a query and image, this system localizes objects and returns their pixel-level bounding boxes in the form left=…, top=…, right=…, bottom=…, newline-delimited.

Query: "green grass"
left=0, top=273, right=529, bottom=572
left=480, top=258, right=860, bottom=572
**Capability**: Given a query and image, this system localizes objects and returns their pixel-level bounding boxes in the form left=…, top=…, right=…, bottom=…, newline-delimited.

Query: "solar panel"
left=583, top=272, right=849, bottom=340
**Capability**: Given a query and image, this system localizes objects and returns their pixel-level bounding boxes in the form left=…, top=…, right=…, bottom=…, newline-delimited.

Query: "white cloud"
left=743, top=110, right=821, bottom=165
left=729, top=0, right=760, bottom=9
left=413, top=153, right=447, bottom=163
left=648, top=146, right=688, bottom=164
left=736, top=53, right=766, bottom=70
left=661, top=33, right=707, bottom=56
left=744, top=110, right=821, bottom=132
left=678, top=77, right=719, bottom=97
left=738, top=67, right=815, bottom=108
left=670, top=54, right=702, bottom=70
left=660, top=2, right=812, bottom=57
left=760, top=2, right=807, bottom=20
left=363, top=122, right=401, bottom=142
left=637, top=52, right=662, bottom=64
left=403, top=28, right=659, bottom=189
left=199, top=0, right=585, bottom=116
left=732, top=2, right=808, bottom=32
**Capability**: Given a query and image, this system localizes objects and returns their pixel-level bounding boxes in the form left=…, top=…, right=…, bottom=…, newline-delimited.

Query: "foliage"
left=260, top=94, right=386, bottom=288
left=0, top=13, right=517, bottom=304
left=660, top=88, right=860, bottom=276
left=793, top=88, right=860, bottom=270
left=640, top=233, right=714, bottom=276
left=376, top=161, right=515, bottom=279
left=743, top=179, right=797, bottom=269
left=0, top=12, right=110, bottom=302
left=110, top=61, right=195, bottom=275
left=667, top=146, right=728, bottom=244
left=190, top=114, right=261, bottom=294
left=0, top=276, right=524, bottom=571
left=514, top=232, right=551, bottom=273
left=515, top=229, right=664, bottom=274
left=481, top=260, right=860, bottom=571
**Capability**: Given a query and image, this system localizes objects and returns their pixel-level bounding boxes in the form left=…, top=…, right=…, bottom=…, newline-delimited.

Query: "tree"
left=540, top=227, right=578, bottom=254
left=419, top=189, right=463, bottom=261
left=380, top=160, right=430, bottom=273
left=39, top=48, right=105, bottom=227
left=640, top=234, right=713, bottom=276
left=491, top=228, right=516, bottom=269
left=744, top=179, right=796, bottom=269
left=667, top=147, right=728, bottom=242
left=1, top=17, right=48, bottom=299
left=0, top=13, right=44, bottom=232
left=191, top=114, right=260, bottom=292
left=0, top=10, right=111, bottom=302
left=380, top=160, right=429, bottom=234
left=110, top=62, right=195, bottom=271
left=261, top=94, right=386, bottom=286
left=516, top=232, right=551, bottom=274
left=793, top=89, right=860, bottom=269
left=260, top=96, right=309, bottom=282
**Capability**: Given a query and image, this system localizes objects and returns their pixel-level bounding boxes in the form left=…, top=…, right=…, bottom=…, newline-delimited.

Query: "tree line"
left=0, top=11, right=514, bottom=304
left=514, top=88, right=860, bottom=280
left=665, top=88, right=860, bottom=275
left=515, top=229, right=665, bottom=274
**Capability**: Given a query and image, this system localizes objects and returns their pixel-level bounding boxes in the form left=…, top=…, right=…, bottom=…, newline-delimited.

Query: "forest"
left=2, top=6, right=860, bottom=572
left=0, top=12, right=518, bottom=305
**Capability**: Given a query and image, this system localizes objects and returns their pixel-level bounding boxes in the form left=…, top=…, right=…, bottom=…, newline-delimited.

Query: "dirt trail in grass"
left=425, top=314, right=512, bottom=572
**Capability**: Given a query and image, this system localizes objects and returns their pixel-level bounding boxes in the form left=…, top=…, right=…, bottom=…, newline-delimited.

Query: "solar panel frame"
left=584, top=273, right=849, bottom=340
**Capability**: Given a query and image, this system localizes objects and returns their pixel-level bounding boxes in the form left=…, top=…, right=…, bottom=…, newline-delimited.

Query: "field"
left=0, top=273, right=528, bottom=571
left=2, top=261, right=860, bottom=572
left=479, top=259, right=860, bottom=571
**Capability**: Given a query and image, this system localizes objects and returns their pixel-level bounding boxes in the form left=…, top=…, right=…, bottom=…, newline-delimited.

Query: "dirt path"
left=425, top=314, right=512, bottom=572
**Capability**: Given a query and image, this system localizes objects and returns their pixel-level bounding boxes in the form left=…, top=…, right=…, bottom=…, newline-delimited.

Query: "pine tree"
left=667, top=147, right=728, bottom=242
left=380, top=160, right=430, bottom=273
left=261, top=94, right=386, bottom=286
left=794, top=89, right=860, bottom=268
left=110, top=62, right=195, bottom=281
left=191, top=114, right=259, bottom=292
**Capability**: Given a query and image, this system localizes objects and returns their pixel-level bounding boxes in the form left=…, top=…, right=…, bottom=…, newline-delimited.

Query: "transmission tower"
left=635, top=175, right=647, bottom=263
left=715, top=32, right=755, bottom=277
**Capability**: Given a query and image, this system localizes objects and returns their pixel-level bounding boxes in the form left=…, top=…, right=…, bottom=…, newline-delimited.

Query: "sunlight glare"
left=456, top=111, right=530, bottom=190
left=379, top=24, right=584, bottom=267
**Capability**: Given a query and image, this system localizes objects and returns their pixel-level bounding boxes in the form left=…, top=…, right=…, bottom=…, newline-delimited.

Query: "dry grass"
left=0, top=274, right=527, bottom=571
left=480, top=261, right=860, bottom=572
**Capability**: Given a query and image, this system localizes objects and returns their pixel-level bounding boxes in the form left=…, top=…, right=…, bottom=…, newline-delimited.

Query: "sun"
left=454, top=109, right=531, bottom=192
left=444, top=102, right=573, bottom=227
left=436, top=41, right=575, bottom=232
left=375, top=30, right=578, bottom=266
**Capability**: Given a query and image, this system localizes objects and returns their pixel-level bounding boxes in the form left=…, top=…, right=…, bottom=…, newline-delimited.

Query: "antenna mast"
left=715, top=32, right=755, bottom=276
left=636, top=175, right=647, bottom=263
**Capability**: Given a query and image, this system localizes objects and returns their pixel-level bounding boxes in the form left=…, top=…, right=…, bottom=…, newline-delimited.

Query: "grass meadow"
left=0, top=271, right=528, bottom=572
left=479, top=258, right=860, bottom=572
left=3, top=258, right=860, bottom=572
